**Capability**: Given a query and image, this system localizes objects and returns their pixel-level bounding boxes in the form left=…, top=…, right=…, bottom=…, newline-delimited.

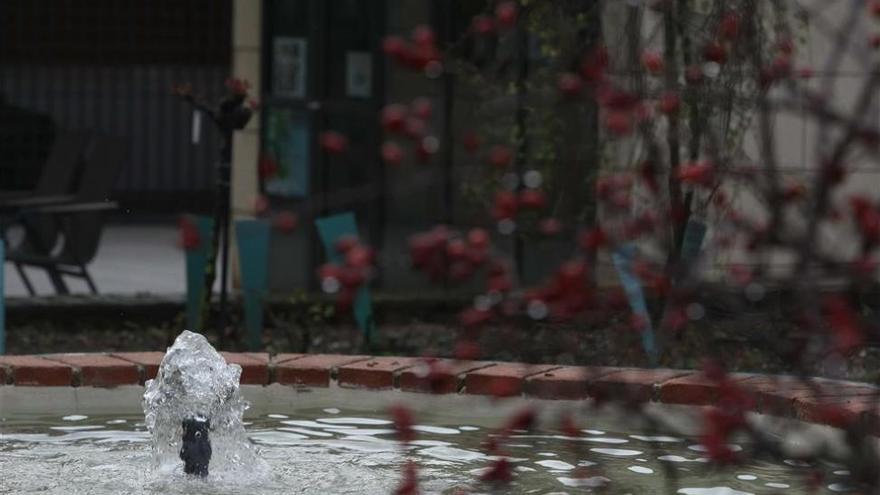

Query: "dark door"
left=262, top=0, right=385, bottom=286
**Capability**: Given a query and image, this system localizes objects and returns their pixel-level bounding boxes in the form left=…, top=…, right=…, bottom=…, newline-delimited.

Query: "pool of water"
left=0, top=387, right=862, bottom=494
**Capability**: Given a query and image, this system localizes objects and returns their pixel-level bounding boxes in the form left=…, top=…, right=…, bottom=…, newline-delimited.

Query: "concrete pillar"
left=230, top=0, right=263, bottom=287
left=231, top=0, right=262, bottom=217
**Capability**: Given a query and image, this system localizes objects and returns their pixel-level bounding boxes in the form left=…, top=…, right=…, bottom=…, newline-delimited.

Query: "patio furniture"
left=315, top=212, right=375, bottom=341
left=4, top=137, right=126, bottom=295
left=0, top=131, right=89, bottom=205
left=235, top=219, right=271, bottom=350
left=0, top=132, right=90, bottom=258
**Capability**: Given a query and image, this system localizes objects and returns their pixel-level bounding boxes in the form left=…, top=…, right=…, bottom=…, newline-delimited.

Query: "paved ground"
left=3, top=224, right=186, bottom=297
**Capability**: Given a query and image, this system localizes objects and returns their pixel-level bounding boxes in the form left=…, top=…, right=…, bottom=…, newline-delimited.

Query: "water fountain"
left=142, top=330, right=265, bottom=480
left=0, top=332, right=867, bottom=493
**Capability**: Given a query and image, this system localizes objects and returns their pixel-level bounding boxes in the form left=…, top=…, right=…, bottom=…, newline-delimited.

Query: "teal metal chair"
left=235, top=218, right=271, bottom=350
left=315, top=212, right=374, bottom=341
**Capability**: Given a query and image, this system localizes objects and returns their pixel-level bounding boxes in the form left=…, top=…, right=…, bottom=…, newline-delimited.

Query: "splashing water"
left=142, top=330, right=267, bottom=483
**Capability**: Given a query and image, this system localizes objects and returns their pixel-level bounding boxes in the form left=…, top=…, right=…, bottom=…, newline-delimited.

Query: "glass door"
left=262, top=0, right=385, bottom=288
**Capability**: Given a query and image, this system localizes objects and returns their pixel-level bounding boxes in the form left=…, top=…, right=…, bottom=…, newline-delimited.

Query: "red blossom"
left=225, top=77, right=250, bottom=95
left=487, top=274, right=512, bottom=293
left=518, top=189, right=547, bottom=210
left=319, top=131, right=349, bottom=154
left=178, top=216, right=201, bottom=250
left=488, top=145, right=513, bottom=168
left=472, top=15, right=496, bottom=35
left=727, top=264, right=753, bottom=285
left=596, top=87, right=639, bottom=110
left=382, top=36, right=407, bottom=57
left=823, top=295, right=864, bottom=354
left=505, top=407, right=537, bottom=432
left=394, top=461, right=420, bottom=495
left=581, top=45, right=610, bottom=81
left=558, top=413, right=581, bottom=438
left=685, top=64, right=704, bottom=84
left=677, top=161, right=715, bottom=186
left=662, top=305, right=688, bottom=331
left=797, top=66, right=815, bottom=79
left=641, top=51, right=665, bottom=74
left=335, top=288, right=355, bottom=310
left=258, top=153, right=278, bottom=180
left=408, top=234, right=434, bottom=268
left=381, top=104, right=408, bottom=132
left=411, top=25, right=436, bottom=48
left=418, top=358, right=456, bottom=393
left=596, top=174, right=633, bottom=198
left=782, top=181, right=807, bottom=202
left=334, top=235, right=359, bottom=255
left=557, top=72, right=583, bottom=97
left=416, top=137, right=438, bottom=162
left=317, top=263, right=342, bottom=283
left=481, top=458, right=513, bottom=484
left=403, top=117, right=427, bottom=139
left=815, top=404, right=855, bottom=429
left=466, top=246, right=487, bottom=266
left=633, top=162, right=657, bottom=194
left=703, top=41, right=727, bottom=64
left=467, top=228, right=491, bottom=250
left=558, top=260, right=587, bottom=290
left=700, top=407, right=744, bottom=465
left=345, top=245, right=374, bottom=268
left=604, top=111, right=633, bottom=136
left=460, top=307, right=493, bottom=328
left=578, top=227, right=608, bottom=251
left=411, top=97, right=432, bottom=120
left=462, top=130, right=482, bottom=153
left=338, top=266, right=366, bottom=288
left=495, top=1, right=518, bottom=28
left=446, top=238, right=467, bottom=259
left=454, top=339, right=481, bottom=360
left=389, top=404, right=416, bottom=443
left=449, top=261, right=474, bottom=282
left=538, top=217, right=563, bottom=236
left=381, top=141, right=405, bottom=166
left=777, top=37, right=795, bottom=55
left=851, top=197, right=880, bottom=242
left=851, top=255, right=877, bottom=280
left=807, top=470, right=825, bottom=493
left=625, top=311, right=651, bottom=332
left=254, top=195, right=270, bottom=216
left=492, top=191, right=519, bottom=219
left=657, top=91, right=681, bottom=115
left=718, top=13, right=740, bottom=40
left=272, top=211, right=298, bottom=232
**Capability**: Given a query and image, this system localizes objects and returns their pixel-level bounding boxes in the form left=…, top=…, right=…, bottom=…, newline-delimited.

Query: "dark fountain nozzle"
left=180, top=417, right=212, bottom=477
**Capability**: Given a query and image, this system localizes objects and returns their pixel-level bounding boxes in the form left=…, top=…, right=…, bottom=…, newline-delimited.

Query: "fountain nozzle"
left=180, top=417, right=212, bottom=477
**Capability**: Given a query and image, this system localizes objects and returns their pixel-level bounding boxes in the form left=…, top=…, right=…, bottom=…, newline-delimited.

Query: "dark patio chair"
left=0, top=132, right=89, bottom=256
left=5, top=137, right=126, bottom=295
left=0, top=131, right=88, bottom=204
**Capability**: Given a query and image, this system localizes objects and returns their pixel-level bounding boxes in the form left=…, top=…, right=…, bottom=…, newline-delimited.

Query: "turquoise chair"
left=315, top=212, right=374, bottom=342
left=184, top=215, right=215, bottom=331
left=235, top=219, right=271, bottom=351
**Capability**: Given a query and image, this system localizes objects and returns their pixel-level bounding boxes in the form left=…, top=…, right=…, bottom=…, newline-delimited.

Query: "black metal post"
left=218, top=132, right=233, bottom=344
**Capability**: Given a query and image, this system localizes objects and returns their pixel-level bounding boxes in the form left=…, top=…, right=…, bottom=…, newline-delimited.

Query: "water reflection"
left=0, top=407, right=861, bottom=494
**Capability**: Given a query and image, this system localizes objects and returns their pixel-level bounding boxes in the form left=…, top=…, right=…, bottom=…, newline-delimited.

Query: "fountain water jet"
left=142, top=330, right=266, bottom=481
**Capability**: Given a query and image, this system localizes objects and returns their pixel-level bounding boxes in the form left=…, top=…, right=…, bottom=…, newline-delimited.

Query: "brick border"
left=2, top=352, right=879, bottom=433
